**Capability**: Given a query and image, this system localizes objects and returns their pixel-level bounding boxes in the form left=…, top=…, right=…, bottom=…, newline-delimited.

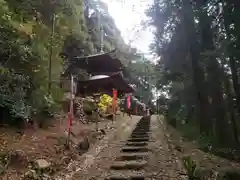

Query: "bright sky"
left=102, top=0, right=159, bottom=99
left=102, top=0, right=154, bottom=55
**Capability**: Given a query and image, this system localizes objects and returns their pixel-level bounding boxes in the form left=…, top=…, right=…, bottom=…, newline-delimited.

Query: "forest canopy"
left=0, top=0, right=155, bottom=125
left=146, top=0, right=240, bottom=150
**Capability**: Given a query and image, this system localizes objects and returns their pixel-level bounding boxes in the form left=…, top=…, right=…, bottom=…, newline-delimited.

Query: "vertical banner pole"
left=67, top=74, right=74, bottom=147
left=143, top=104, right=146, bottom=116
left=112, top=89, right=118, bottom=123
left=115, top=90, right=118, bottom=121
left=112, top=89, right=114, bottom=123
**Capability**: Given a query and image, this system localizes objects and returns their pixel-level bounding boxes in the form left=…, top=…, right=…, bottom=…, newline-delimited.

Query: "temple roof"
left=66, top=50, right=124, bottom=75
left=76, top=72, right=134, bottom=96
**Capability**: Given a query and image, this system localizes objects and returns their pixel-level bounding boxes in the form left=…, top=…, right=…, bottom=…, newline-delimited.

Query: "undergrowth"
left=176, top=121, right=240, bottom=163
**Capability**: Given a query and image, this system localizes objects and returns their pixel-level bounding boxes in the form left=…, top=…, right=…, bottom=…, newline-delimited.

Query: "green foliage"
left=125, top=59, right=157, bottom=105
left=0, top=0, right=97, bottom=126
left=83, top=99, right=96, bottom=114
left=0, top=152, right=11, bottom=175
left=182, top=156, right=198, bottom=180
left=0, top=0, right=146, bottom=128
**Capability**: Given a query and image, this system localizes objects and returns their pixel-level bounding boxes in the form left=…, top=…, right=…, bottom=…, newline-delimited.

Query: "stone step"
left=131, top=132, right=150, bottom=134
left=130, top=135, right=149, bottom=138
left=121, top=147, right=149, bottom=153
left=116, top=152, right=148, bottom=161
left=131, top=133, right=149, bottom=137
left=106, top=170, right=145, bottom=180
left=127, top=138, right=149, bottom=142
left=125, top=142, right=148, bottom=147
left=134, top=126, right=149, bottom=128
left=131, top=133, right=149, bottom=136
left=110, top=160, right=147, bottom=170
left=129, top=138, right=148, bottom=140
left=133, top=128, right=149, bottom=131
left=131, top=131, right=149, bottom=134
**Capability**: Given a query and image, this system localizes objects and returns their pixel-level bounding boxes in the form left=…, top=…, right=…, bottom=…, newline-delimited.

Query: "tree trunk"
left=196, top=0, right=228, bottom=145
left=222, top=2, right=240, bottom=117
left=182, top=0, right=211, bottom=134
left=224, top=74, right=239, bottom=145
left=219, top=57, right=239, bottom=145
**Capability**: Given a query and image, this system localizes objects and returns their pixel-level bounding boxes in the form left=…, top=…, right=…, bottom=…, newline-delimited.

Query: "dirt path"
left=55, top=115, right=140, bottom=180
left=145, top=115, right=186, bottom=180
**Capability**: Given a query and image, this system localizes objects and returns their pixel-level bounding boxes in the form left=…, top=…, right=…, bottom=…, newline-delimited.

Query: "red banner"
left=113, top=89, right=118, bottom=113
left=127, top=94, right=131, bottom=109
left=68, top=111, right=73, bottom=127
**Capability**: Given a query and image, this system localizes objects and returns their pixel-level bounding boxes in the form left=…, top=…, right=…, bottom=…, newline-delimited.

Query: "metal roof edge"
left=73, top=49, right=116, bottom=59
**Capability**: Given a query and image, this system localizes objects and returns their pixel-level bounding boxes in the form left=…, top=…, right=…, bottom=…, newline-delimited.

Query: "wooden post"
left=95, top=101, right=99, bottom=131
left=112, top=89, right=118, bottom=123
left=48, top=13, right=55, bottom=94
left=112, top=89, right=114, bottom=123
left=94, top=93, right=100, bottom=131
left=67, top=74, right=74, bottom=147
left=95, top=112, right=98, bottom=131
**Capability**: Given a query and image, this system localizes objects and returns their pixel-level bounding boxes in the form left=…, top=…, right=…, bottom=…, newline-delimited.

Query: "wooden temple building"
left=65, top=50, right=134, bottom=96
left=66, top=50, right=123, bottom=76
left=62, top=50, right=147, bottom=116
